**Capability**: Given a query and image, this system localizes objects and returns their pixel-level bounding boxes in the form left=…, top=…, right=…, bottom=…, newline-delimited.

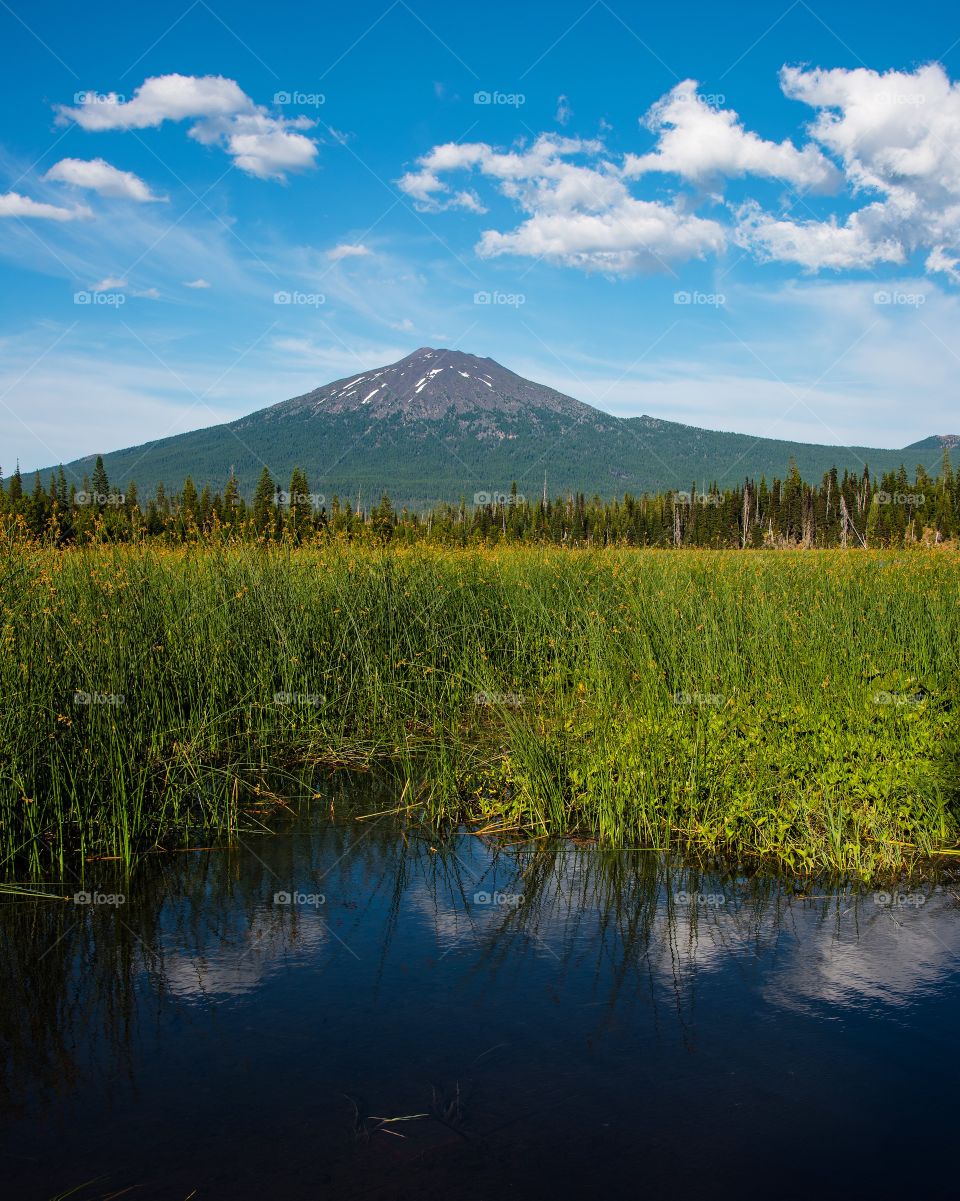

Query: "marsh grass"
left=2, top=540, right=958, bottom=877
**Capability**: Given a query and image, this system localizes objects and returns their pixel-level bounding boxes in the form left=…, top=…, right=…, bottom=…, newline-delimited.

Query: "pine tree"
left=252, top=467, right=275, bottom=534
left=91, top=456, right=109, bottom=505
left=181, top=477, right=199, bottom=532
left=223, top=472, right=241, bottom=524
left=9, top=464, right=22, bottom=503
left=372, top=493, right=395, bottom=541
left=28, top=473, right=48, bottom=534
left=287, top=466, right=312, bottom=541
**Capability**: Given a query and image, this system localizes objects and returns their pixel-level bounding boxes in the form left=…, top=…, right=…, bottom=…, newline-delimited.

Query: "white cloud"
left=190, top=110, right=317, bottom=180
left=735, top=199, right=905, bottom=270
left=926, top=246, right=960, bottom=281
left=779, top=63, right=960, bottom=200
left=556, top=95, right=572, bottom=126
left=0, top=191, right=91, bottom=221
left=396, top=162, right=486, bottom=212
left=132, top=286, right=161, bottom=299
left=56, top=74, right=318, bottom=182
left=736, top=64, right=960, bottom=272
left=183, top=278, right=211, bottom=288
left=44, top=157, right=163, bottom=202
left=91, top=276, right=127, bottom=291
left=400, top=65, right=960, bottom=281
left=624, top=81, right=841, bottom=190
left=326, top=243, right=373, bottom=261
left=479, top=200, right=724, bottom=272
left=399, top=134, right=724, bottom=272
left=58, top=76, right=251, bottom=131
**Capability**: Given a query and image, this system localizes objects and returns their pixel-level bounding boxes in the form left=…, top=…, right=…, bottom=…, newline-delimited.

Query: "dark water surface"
left=2, top=797, right=959, bottom=1200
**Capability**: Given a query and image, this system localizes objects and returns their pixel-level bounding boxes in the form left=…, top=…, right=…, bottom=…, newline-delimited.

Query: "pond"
left=2, top=786, right=958, bottom=1200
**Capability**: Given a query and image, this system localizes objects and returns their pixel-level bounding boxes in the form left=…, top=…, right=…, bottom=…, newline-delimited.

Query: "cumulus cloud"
left=91, top=276, right=126, bottom=291
left=398, top=134, right=723, bottom=272
left=735, top=64, right=960, bottom=272
left=735, top=199, right=905, bottom=270
left=58, top=77, right=249, bottom=131
left=326, top=243, right=373, bottom=260
left=183, top=278, right=211, bottom=288
left=779, top=63, right=960, bottom=199
left=479, top=198, right=725, bottom=272
left=44, top=157, right=163, bottom=202
left=56, top=74, right=318, bottom=181
left=401, top=65, right=960, bottom=281
left=0, top=191, right=91, bottom=221
left=188, top=110, right=317, bottom=180
left=624, top=81, right=841, bottom=190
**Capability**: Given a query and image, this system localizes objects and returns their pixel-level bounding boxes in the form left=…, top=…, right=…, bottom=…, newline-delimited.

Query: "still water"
left=2, top=793, right=959, bottom=1200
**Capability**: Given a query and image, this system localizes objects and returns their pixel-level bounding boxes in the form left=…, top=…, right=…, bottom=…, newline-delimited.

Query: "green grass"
left=1, top=539, right=958, bottom=878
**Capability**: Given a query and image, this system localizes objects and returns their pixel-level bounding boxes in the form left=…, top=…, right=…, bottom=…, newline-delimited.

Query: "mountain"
left=903, top=434, right=960, bottom=451
left=41, top=347, right=954, bottom=509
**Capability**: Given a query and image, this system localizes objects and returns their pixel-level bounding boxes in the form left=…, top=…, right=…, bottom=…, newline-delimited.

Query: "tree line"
left=1, top=453, right=957, bottom=548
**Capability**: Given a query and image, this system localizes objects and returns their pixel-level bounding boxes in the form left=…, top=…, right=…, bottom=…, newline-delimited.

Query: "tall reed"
left=1, top=540, right=957, bottom=876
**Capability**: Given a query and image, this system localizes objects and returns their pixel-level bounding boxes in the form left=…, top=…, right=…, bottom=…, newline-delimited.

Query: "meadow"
left=2, top=540, right=958, bottom=878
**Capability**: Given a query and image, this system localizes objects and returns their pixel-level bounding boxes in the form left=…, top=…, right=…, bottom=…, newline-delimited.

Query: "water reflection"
left=2, top=803, right=959, bottom=1199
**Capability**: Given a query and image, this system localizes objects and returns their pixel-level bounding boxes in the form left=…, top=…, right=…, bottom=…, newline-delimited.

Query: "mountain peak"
left=268, top=347, right=597, bottom=423
left=903, top=433, right=960, bottom=451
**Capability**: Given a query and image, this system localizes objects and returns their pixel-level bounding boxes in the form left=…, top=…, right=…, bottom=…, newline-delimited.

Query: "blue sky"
left=2, top=0, right=960, bottom=473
